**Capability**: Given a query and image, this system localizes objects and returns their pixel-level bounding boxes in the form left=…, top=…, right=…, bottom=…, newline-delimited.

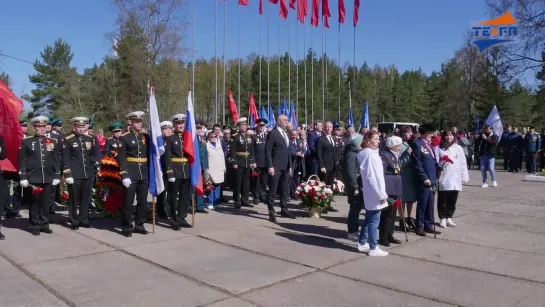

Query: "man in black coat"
left=316, top=121, right=337, bottom=187
left=289, top=129, right=305, bottom=199
left=266, top=114, right=296, bottom=222
left=252, top=118, right=269, bottom=203
left=230, top=118, right=256, bottom=209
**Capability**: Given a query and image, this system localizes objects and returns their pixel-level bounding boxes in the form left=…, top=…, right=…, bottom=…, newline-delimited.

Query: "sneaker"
left=439, top=218, right=447, bottom=228
left=447, top=218, right=457, bottom=227
left=357, top=242, right=370, bottom=253
left=481, top=183, right=489, bottom=188
left=347, top=232, right=359, bottom=242
left=492, top=181, right=498, bottom=187
left=369, top=247, right=388, bottom=257
left=207, top=205, right=214, bottom=210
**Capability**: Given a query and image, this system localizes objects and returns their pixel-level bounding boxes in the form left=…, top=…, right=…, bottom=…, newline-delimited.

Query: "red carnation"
left=441, top=155, right=454, bottom=164
left=61, top=191, right=69, bottom=200
left=251, top=171, right=259, bottom=177
left=32, top=186, right=44, bottom=194
left=431, top=136, right=441, bottom=147
left=393, top=199, right=401, bottom=208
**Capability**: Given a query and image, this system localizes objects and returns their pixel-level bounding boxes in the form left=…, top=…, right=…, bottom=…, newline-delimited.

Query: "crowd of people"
left=0, top=113, right=508, bottom=258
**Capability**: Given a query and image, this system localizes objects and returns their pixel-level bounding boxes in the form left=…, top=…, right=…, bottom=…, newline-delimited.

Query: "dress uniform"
left=116, top=111, right=150, bottom=237
left=104, top=122, right=124, bottom=155
left=45, top=117, right=63, bottom=214
left=51, top=118, right=66, bottom=140
left=19, top=116, right=61, bottom=236
left=156, top=120, right=173, bottom=219
left=164, top=114, right=192, bottom=229
left=251, top=118, right=268, bottom=204
left=524, top=126, right=541, bottom=173
left=63, top=117, right=98, bottom=229
left=230, top=117, right=256, bottom=209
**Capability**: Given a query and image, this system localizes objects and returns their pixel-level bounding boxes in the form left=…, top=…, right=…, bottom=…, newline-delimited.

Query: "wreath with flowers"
left=332, top=179, right=345, bottom=195
left=295, top=175, right=333, bottom=211
left=94, top=151, right=124, bottom=218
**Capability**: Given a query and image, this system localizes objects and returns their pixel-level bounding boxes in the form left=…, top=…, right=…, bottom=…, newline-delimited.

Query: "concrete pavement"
left=1, top=169, right=545, bottom=307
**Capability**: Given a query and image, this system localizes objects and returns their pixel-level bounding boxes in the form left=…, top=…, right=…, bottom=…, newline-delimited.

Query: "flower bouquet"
left=387, top=198, right=402, bottom=208
left=95, top=152, right=123, bottom=218
left=332, top=179, right=345, bottom=195
left=60, top=178, right=69, bottom=208
left=295, top=175, right=333, bottom=218
left=29, top=185, right=45, bottom=194
left=204, top=173, right=214, bottom=194
left=433, top=155, right=454, bottom=193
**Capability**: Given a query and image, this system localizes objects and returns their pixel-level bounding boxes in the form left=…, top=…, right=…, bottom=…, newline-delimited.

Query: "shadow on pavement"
left=275, top=231, right=355, bottom=252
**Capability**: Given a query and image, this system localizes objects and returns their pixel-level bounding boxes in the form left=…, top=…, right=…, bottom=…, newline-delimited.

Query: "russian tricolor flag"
left=183, top=91, right=203, bottom=196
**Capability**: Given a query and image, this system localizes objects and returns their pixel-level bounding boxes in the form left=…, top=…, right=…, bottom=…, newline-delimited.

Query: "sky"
left=0, top=0, right=511, bottom=100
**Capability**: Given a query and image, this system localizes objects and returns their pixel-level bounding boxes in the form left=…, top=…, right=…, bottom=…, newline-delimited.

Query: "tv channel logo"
left=471, top=11, right=518, bottom=52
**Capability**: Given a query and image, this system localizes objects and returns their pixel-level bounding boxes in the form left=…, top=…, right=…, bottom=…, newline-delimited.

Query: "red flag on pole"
left=280, top=0, right=288, bottom=18
left=228, top=89, right=239, bottom=123
left=239, top=0, right=249, bottom=5
left=311, top=0, right=319, bottom=26
left=0, top=80, right=24, bottom=172
left=303, top=0, right=308, bottom=17
left=297, top=0, right=305, bottom=23
left=289, top=0, right=296, bottom=9
left=324, top=15, right=329, bottom=28
left=259, top=0, right=264, bottom=14
left=338, top=0, right=345, bottom=23
left=269, top=0, right=278, bottom=3
left=249, top=93, right=259, bottom=125
left=322, top=0, right=331, bottom=18
left=353, top=0, right=360, bottom=27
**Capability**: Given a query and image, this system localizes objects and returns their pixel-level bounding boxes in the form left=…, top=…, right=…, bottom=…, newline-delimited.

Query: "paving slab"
left=242, top=271, right=447, bottom=307
left=124, top=236, right=313, bottom=294
left=437, top=220, right=545, bottom=255
left=391, top=238, right=545, bottom=283
left=483, top=203, right=545, bottom=218
left=75, top=218, right=192, bottom=248
left=0, top=224, right=112, bottom=265
left=202, top=225, right=363, bottom=269
left=506, top=196, right=545, bottom=207
left=24, top=250, right=226, bottom=307
left=457, top=211, right=545, bottom=234
left=206, top=298, right=258, bottom=307
left=0, top=256, right=70, bottom=307
left=327, top=255, right=545, bottom=307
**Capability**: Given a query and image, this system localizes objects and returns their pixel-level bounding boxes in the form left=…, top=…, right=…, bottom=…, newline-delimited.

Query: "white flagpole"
left=215, top=0, right=218, bottom=123
left=304, top=20, right=307, bottom=125
left=278, top=14, right=281, bottom=106
left=259, top=5, right=262, bottom=111
left=338, top=20, right=341, bottom=121
left=267, top=1, right=270, bottom=112
left=222, top=0, right=227, bottom=125
left=322, top=16, right=325, bottom=121
left=192, top=0, right=196, bottom=104
left=311, top=22, right=314, bottom=124
left=238, top=3, right=241, bottom=112
left=288, top=11, right=291, bottom=106
left=296, top=16, right=299, bottom=125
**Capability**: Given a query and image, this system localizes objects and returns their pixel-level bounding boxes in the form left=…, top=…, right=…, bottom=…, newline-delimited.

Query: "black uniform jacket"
left=18, top=135, right=61, bottom=184
left=163, top=132, right=190, bottom=180
left=253, top=132, right=267, bottom=168
left=62, top=133, right=98, bottom=180
left=104, top=137, right=121, bottom=155
left=230, top=132, right=255, bottom=168
left=116, top=131, right=150, bottom=181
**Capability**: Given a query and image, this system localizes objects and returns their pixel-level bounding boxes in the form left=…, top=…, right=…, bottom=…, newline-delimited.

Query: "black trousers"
left=68, top=178, right=93, bottom=226
left=251, top=167, right=268, bottom=202
left=233, top=167, right=250, bottom=206
left=346, top=186, right=364, bottom=234
left=437, top=190, right=459, bottom=219
left=509, top=150, right=521, bottom=171
left=121, top=179, right=148, bottom=232
left=29, top=183, right=53, bottom=230
left=1, top=172, right=23, bottom=217
left=157, top=176, right=169, bottom=217
left=319, top=170, right=335, bottom=187
left=379, top=200, right=396, bottom=243
left=503, top=149, right=509, bottom=170
left=540, top=152, right=545, bottom=171
left=168, top=178, right=190, bottom=226
left=267, top=169, right=289, bottom=213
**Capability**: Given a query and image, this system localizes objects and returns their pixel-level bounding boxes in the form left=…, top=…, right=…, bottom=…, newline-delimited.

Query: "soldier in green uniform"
left=104, top=122, right=124, bottom=155
left=62, top=117, right=98, bottom=230
left=116, top=111, right=150, bottom=237
left=230, top=117, right=256, bottom=209
left=19, top=116, right=61, bottom=236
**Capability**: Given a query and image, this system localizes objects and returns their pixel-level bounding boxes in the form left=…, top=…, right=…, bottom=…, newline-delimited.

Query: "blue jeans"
left=479, top=155, right=497, bottom=184
left=206, top=184, right=222, bottom=207
left=358, top=209, right=381, bottom=250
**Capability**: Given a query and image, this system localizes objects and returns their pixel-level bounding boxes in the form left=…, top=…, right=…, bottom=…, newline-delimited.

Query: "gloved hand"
left=20, top=180, right=29, bottom=188
left=168, top=178, right=176, bottom=183
left=65, top=177, right=74, bottom=184
left=122, top=178, right=131, bottom=188
left=52, top=179, right=60, bottom=186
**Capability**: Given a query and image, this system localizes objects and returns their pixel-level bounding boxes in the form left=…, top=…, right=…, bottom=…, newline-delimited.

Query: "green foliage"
left=0, top=71, right=10, bottom=87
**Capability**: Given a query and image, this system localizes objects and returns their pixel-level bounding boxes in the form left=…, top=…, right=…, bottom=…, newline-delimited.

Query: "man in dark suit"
left=45, top=118, right=63, bottom=215
left=266, top=114, right=296, bottom=222
left=306, top=121, right=323, bottom=177
left=289, top=129, right=305, bottom=199
left=252, top=118, right=269, bottom=203
left=412, top=123, right=441, bottom=237
left=316, top=121, right=337, bottom=187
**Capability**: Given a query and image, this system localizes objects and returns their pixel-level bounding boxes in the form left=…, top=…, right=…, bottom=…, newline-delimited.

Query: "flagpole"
left=267, top=1, right=270, bottom=112
left=338, top=20, right=341, bottom=121
left=259, top=4, right=262, bottom=111
left=288, top=11, right=291, bottom=107
left=311, top=23, right=314, bottom=124
left=214, top=0, right=218, bottom=123
left=322, top=16, right=325, bottom=121
left=353, top=22, right=356, bottom=108
left=304, top=20, right=307, bottom=125
left=238, top=2, right=241, bottom=112
left=278, top=14, right=281, bottom=106
left=192, top=0, right=196, bottom=105
left=222, top=0, right=227, bottom=125
left=296, top=16, right=299, bottom=126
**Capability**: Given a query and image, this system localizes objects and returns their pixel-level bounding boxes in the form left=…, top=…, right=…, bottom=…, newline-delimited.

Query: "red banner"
left=297, top=0, right=305, bottom=23
left=311, top=0, right=319, bottom=27
left=259, top=0, right=263, bottom=14
left=338, top=0, right=345, bottom=23
left=228, top=89, right=239, bottom=123
left=0, top=80, right=24, bottom=172
left=280, top=0, right=288, bottom=18
left=239, top=0, right=249, bottom=5
left=289, top=0, right=296, bottom=9
left=249, top=93, right=259, bottom=125
left=353, top=0, right=360, bottom=27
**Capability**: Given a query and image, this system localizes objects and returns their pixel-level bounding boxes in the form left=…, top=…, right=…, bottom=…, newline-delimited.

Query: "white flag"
left=485, top=105, right=503, bottom=143
left=148, top=87, right=165, bottom=196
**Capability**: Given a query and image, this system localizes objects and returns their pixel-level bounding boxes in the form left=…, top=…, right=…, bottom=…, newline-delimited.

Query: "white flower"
left=304, top=185, right=312, bottom=193
left=296, top=187, right=303, bottom=193
left=324, top=188, right=333, bottom=195
left=307, top=180, right=316, bottom=186
left=313, top=186, right=322, bottom=192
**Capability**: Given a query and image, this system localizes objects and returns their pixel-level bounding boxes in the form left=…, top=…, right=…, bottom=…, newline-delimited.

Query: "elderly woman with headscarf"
left=378, top=135, right=403, bottom=246
left=343, top=133, right=364, bottom=241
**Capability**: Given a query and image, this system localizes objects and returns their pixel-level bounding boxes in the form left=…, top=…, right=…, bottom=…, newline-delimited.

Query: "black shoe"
left=32, top=229, right=40, bottom=236
left=196, top=208, right=208, bottom=214
left=328, top=207, right=339, bottom=212
left=41, top=228, right=53, bottom=234
left=280, top=210, right=296, bottom=219
left=424, top=227, right=441, bottom=235
left=389, top=236, right=402, bottom=244
left=122, top=230, right=132, bottom=237
left=241, top=203, right=255, bottom=208
left=252, top=199, right=259, bottom=205
left=379, top=240, right=391, bottom=247
left=268, top=212, right=277, bottom=223
left=171, top=225, right=181, bottom=231
left=234, top=204, right=242, bottom=209
left=134, top=228, right=149, bottom=235
left=71, top=225, right=79, bottom=230
left=415, top=228, right=426, bottom=236
left=180, top=219, right=193, bottom=228
left=80, top=224, right=92, bottom=228
left=407, top=218, right=417, bottom=230
left=158, top=214, right=169, bottom=219
left=0, top=232, right=4, bottom=240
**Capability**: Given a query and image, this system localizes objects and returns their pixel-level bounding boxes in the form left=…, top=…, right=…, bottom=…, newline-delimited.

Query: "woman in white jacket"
left=437, top=130, right=469, bottom=228
left=206, top=131, right=226, bottom=209
left=356, top=131, right=389, bottom=257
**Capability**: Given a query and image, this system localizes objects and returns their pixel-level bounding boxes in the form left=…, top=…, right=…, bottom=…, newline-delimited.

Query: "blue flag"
left=360, top=101, right=369, bottom=129
left=475, top=115, right=481, bottom=133
left=347, top=109, right=354, bottom=127
left=288, top=101, right=297, bottom=128
left=332, top=118, right=338, bottom=126
left=148, top=88, right=165, bottom=197
left=485, top=106, right=503, bottom=143
left=268, top=104, right=276, bottom=127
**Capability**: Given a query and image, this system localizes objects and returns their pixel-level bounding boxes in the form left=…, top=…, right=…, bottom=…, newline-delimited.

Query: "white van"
left=377, top=122, right=420, bottom=134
